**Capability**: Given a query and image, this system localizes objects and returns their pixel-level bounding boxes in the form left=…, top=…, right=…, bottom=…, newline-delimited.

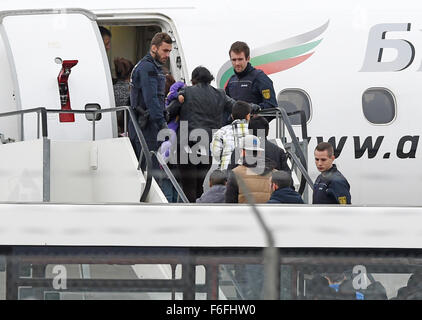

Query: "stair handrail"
left=0, top=106, right=155, bottom=202
left=258, top=106, right=312, bottom=195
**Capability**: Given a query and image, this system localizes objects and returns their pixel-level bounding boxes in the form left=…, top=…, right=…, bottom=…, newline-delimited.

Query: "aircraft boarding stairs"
left=0, top=106, right=256, bottom=300
left=0, top=106, right=175, bottom=299
left=258, top=103, right=313, bottom=204
left=0, top=105, right=311, bottom=205
left=0, top=105, right=312, bottom=300
left=0, top=107, right=170, bottom=204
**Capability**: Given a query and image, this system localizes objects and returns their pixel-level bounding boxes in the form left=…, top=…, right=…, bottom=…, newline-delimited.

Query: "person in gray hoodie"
left=196, top=170, right=227, bottom=203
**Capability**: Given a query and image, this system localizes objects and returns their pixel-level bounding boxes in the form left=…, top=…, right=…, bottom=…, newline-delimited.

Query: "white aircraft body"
left=0, top=0, right=421, bottom=301
left=0, top=0, right=420, bottom=206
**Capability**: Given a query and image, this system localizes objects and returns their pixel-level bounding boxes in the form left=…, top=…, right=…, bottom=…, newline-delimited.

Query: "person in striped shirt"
left=210, top=101, right=251, bottom=170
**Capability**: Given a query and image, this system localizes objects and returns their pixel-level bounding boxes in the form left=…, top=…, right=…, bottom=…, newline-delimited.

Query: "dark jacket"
left=167, top=83, right=235, bottom=139
left=130, top=53, right=167, bottom=126
left=267, top=187, right=304, bottom=204
left=196, top=185, right=226, bottom=203
left=394, top=273, right=422, bottom=300
left=341, top=280, right=387, bottom=300
left=312, top=164, right=351, bottom=204
left=225, top=63, right=277, bottom=110
left=264, top=139, right=290, bottom=172
left=130, top=52, right=166, bottom=148
left=228, top=138, right=289, bottom=171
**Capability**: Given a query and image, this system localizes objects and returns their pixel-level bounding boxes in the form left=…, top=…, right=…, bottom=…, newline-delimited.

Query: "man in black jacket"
left=313, top=142, right=351, bottom=204
left=249, top=115, right=290, bottom=171
left=129, top=32, right=172, bottom=161
left=226, top=41, right=277, bottom=110
left=223, top=41, right=277, bottom=124
left=128, top=32, right=173, bottom=193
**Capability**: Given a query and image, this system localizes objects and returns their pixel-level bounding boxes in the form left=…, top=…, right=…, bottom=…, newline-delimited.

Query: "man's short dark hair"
left=151, top=32, right=172, bottom=48
left=99, top=26, right=111, bottom=38
left=271, top=170, right=293, bottom=189
left=231, top=101, right=251, bottom=120
left=209, top=170, right=227, bottom=186
left=229, top=41, right=250, bottom=59
left=191, top=66, right=214, bottom=85
left=315, top=142, right=334, bottom=157
left=249, top=115, right=269, bottom=137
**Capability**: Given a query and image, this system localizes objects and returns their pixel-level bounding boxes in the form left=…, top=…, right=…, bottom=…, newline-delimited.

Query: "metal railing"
left=0, top=106, right=159, bottom=202
left=0, top=107, right=48, bottom=139
left=151, top=151, right=189, bottom=203
left=258, top=106, right=313, bottom=197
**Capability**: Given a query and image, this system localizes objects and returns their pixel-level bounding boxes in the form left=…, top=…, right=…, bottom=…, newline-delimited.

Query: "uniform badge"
left=338, top=196, right=347, bottom=205
left=262, top=89, right=271, bottom=99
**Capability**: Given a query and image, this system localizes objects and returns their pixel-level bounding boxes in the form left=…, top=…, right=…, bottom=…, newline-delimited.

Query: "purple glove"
left=165, top=81, right=186, bottom=106
left=159, top=129, right=177, bottom=164
left=159, top=140, right=172, bottom=163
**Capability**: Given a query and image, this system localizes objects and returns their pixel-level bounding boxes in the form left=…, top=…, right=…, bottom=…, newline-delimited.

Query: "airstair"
left=0, top=106, right=183, bottom=299
left=0, top=107, right=168, bottom=204
left=0, top=103, right=314, bottom=300
left=258, top=104, right=313, bottom=203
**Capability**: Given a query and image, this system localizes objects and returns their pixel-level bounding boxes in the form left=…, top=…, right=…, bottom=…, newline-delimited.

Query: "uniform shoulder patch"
left=262, top=89, right=271, bottom=100
left=338, top=196, right=347, bottom=205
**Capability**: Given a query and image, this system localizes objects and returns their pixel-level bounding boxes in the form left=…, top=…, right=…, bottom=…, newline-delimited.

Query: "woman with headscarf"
left=167, top=66, right=235, bottom=202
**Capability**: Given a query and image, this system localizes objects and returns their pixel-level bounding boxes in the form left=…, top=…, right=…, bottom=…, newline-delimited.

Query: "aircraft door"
left=0, top=9, right=116, bottom=141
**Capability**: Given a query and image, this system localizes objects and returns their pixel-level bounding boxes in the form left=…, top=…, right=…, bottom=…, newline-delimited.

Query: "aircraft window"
left=362, top=88, right=396, bottom=124
left=277, top=89, right=312, bottom=125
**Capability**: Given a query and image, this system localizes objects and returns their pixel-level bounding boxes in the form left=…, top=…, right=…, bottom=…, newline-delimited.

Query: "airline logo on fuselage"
left=216, top=21, right=329, bottom=88
left=361, top=23, right=419, bottom=72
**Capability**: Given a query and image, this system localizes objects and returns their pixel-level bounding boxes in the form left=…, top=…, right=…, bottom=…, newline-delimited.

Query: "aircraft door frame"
left=96, top=13, right=189, bottom=84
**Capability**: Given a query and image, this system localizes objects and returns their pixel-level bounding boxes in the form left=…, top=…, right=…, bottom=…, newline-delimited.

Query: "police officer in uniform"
left=225, top=41, right=277, bottom=120
left=313, top=142, right=351, bottom=204
left=129, top=32, right=172, bottom=165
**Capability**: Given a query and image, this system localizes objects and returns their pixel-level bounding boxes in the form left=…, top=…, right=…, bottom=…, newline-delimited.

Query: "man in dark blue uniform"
left=313, top=142, right=351, bottom=204
left=225, top=41, right=277, bottom=116
left=129, top=32, right=172, bottom=164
